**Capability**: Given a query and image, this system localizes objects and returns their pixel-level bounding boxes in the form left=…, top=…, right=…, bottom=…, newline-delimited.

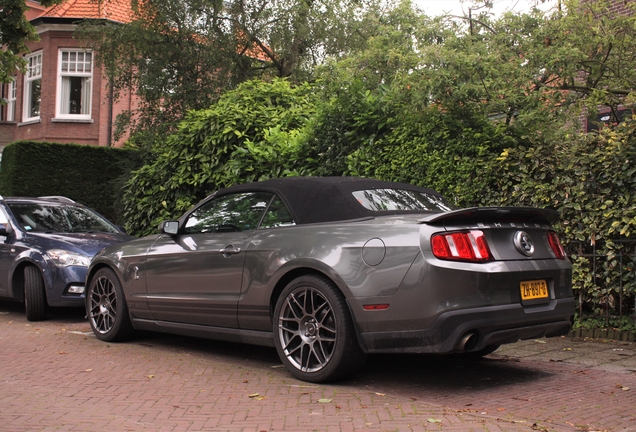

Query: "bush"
left=0, top=141, right=141, bottom=224
left=121, top=78, right=318, bottom=236
left=492, top=119, right=636, bottom=316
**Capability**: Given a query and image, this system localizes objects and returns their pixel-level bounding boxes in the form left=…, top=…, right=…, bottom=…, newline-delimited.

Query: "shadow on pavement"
left=0, top=299, right=554, bottom=393
left=0, top=300, right=86, bottom=323
left=123, top=329, right=554, bottom=393
left=352, top=352, right=553, bottom=393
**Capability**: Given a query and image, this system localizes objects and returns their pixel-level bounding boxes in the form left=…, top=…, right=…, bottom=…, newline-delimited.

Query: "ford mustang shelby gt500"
left=85, top=177, right=574, bottom=382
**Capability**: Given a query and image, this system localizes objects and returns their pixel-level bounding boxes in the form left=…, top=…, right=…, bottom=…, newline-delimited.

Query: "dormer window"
left=55, top=49, right=93, bottom=120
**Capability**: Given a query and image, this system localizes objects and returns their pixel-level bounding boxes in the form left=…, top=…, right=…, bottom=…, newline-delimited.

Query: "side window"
left=259, top=196, right=295, bottom=229
left=184, top=192, right=273, bottom=234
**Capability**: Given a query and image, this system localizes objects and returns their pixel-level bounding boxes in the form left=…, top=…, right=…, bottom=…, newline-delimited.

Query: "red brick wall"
left=6, top=27, right=138, bottom=148
left=604, top=0, right=634, bottom=15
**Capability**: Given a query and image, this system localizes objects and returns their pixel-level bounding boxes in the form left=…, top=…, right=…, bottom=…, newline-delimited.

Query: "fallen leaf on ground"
left=318, top=398, right=332, bottom=403
left=533, top=340, right=547, bottom=344
left=427, top=418, right=442, bottom=423
left=375, top=392, right=385, bottom=396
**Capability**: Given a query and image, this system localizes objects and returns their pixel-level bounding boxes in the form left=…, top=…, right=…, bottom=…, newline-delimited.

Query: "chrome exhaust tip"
left=456, top=331, right=479, bottom=351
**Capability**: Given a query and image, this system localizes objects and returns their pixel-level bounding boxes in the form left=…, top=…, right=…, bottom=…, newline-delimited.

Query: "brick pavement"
left=0, top=300, right=635, bottom=432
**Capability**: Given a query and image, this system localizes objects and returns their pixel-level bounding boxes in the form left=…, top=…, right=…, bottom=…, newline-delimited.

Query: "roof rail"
left=38, top=196, right=76, bottom=203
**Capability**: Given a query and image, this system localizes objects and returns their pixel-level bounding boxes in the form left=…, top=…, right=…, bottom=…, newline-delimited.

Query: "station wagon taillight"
left=431, top=230, right=493, bottom=263
left=547, top=231, right=566, bottom=260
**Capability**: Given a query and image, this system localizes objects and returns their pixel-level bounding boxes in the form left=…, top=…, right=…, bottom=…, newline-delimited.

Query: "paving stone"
left=1, top=301, right=635, bottom=431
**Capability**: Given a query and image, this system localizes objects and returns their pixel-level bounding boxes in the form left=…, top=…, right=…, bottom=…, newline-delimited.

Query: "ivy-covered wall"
left=0, top=141, right=141, bottom=224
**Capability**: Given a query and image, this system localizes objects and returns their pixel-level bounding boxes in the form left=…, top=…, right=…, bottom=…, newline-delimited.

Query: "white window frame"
left=6, top=77, right=17, bottom=122
left=55, top=49, right=93, bottom=120
left=23, top=52, right=42, bottom=122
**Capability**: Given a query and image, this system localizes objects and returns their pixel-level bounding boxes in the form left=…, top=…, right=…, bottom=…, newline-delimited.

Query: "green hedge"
left=0, top=141, right=141, bottom=225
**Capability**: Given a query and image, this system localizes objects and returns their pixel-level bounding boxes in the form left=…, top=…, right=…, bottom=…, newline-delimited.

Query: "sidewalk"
left=1, top=302, right=635, bottom=431
left=493, top=334, right=636, bottom=374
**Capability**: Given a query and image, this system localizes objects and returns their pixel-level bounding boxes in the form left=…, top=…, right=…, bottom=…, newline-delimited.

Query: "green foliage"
left=491, top=119, right=636, bottom=313
left=77, top=0, right=379, bottom=146
left=573, top=314, right=636, bottom=333
left=121, top=79, right=318, bottom=236
left=0, top=141, right=141, bottom=224
left=0, top=0, right=62, bottom=84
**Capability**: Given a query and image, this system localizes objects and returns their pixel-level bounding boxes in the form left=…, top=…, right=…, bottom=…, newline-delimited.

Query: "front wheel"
left=24, top=266, right=47, bottom=321
left=86, top=267, right=135, bottom=342
left=273, top=275, right=366, bottom=383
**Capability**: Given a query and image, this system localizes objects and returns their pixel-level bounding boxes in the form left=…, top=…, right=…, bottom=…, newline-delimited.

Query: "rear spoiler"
left=418, top=207, right=560, bottom=226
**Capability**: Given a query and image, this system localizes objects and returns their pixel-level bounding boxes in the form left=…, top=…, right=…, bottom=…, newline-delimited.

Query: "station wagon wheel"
left=273, top=275, right=366, bottom=383
left=87, top=267, right=134, bottom=342
left=24, top=265, right=47, bottom=321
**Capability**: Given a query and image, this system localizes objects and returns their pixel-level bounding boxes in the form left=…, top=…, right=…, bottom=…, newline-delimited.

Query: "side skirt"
left=132, top=318, right=275, bottom=348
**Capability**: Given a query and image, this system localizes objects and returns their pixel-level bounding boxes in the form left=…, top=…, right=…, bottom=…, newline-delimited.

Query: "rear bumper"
left=357, top=297, right=575, bottom=354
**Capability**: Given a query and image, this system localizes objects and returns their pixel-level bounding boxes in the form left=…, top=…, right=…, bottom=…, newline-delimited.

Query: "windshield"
left=352, top=189, right=454, bottom=212
left=8, top=203, right=120, bottom=234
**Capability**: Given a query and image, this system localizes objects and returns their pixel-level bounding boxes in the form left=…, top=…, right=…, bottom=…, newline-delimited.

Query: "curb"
left=569, top=328, right=636, bottom=342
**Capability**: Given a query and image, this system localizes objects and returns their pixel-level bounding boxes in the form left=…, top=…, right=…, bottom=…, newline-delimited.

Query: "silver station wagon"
left=86, top=177, right=574, bottom=382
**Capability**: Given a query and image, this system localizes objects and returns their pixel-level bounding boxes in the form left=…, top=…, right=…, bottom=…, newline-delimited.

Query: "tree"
left=77, top=0, right=380, bottom=149
left=0, top=0, right=62, bottom=85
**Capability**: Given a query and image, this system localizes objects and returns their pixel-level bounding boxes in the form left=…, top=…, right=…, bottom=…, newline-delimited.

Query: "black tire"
left=273, top=275, right=366, bottom=383
left=86, top=267, right=135, bottom=342
left=24, top=266, right=47, bottom=322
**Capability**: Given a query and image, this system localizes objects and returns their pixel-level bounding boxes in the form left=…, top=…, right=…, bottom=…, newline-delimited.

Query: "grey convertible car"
left=86, top=177, right=574, bottom=382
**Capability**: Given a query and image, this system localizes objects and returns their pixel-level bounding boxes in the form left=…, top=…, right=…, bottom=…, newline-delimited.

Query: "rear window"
left=352, top=189, right=453, bottom=212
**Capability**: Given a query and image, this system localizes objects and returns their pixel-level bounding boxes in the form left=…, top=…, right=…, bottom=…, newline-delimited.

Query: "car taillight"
left=431, top=230, right=493, bottom=262
left=547, top=231, right=566, bottom=260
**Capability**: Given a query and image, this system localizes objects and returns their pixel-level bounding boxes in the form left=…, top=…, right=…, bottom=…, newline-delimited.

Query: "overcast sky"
left=415, top=0, right=557, bottom=17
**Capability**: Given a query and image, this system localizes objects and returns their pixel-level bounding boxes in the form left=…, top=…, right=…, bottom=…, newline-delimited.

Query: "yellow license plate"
left=520, top=280, right=549, bottom=300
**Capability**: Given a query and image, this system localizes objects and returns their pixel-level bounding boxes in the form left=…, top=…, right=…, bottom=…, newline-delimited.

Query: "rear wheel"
left=24, top=266, right=47, bottom=321
left=273, top=275, right=366, bottom=383
left=86, top=268, right=135, bottom=342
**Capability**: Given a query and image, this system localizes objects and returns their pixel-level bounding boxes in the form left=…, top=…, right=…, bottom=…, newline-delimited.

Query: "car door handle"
left=218, top=246, right=241, bottom=256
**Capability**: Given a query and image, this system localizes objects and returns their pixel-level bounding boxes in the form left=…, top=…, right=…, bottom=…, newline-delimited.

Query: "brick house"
left=0, top=0, right=136, bottom=149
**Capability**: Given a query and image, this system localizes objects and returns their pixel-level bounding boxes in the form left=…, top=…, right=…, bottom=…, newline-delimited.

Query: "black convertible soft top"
left=217, top=176, right=445, bottom=225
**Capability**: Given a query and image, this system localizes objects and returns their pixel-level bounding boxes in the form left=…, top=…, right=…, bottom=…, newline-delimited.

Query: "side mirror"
left=0, top=223, right=12, bottom=236
left=159, top=220, right=179, bottom=235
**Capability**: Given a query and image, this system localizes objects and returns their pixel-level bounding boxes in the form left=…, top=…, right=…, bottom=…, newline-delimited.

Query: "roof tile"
left=39, top=0, right=132, bottom=24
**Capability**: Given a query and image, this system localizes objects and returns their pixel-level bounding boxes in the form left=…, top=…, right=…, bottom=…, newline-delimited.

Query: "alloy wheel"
left=277, top=287, right=337, bottom=373
left=88, top=275, right=117, bottom=334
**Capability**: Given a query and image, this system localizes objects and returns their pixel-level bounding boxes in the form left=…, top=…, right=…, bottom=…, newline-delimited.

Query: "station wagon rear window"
left=352, top=189, right=453, bottom=212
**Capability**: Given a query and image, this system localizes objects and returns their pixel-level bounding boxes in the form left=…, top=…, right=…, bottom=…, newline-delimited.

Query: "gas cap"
left=362, top=238, right=386, bottom=266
